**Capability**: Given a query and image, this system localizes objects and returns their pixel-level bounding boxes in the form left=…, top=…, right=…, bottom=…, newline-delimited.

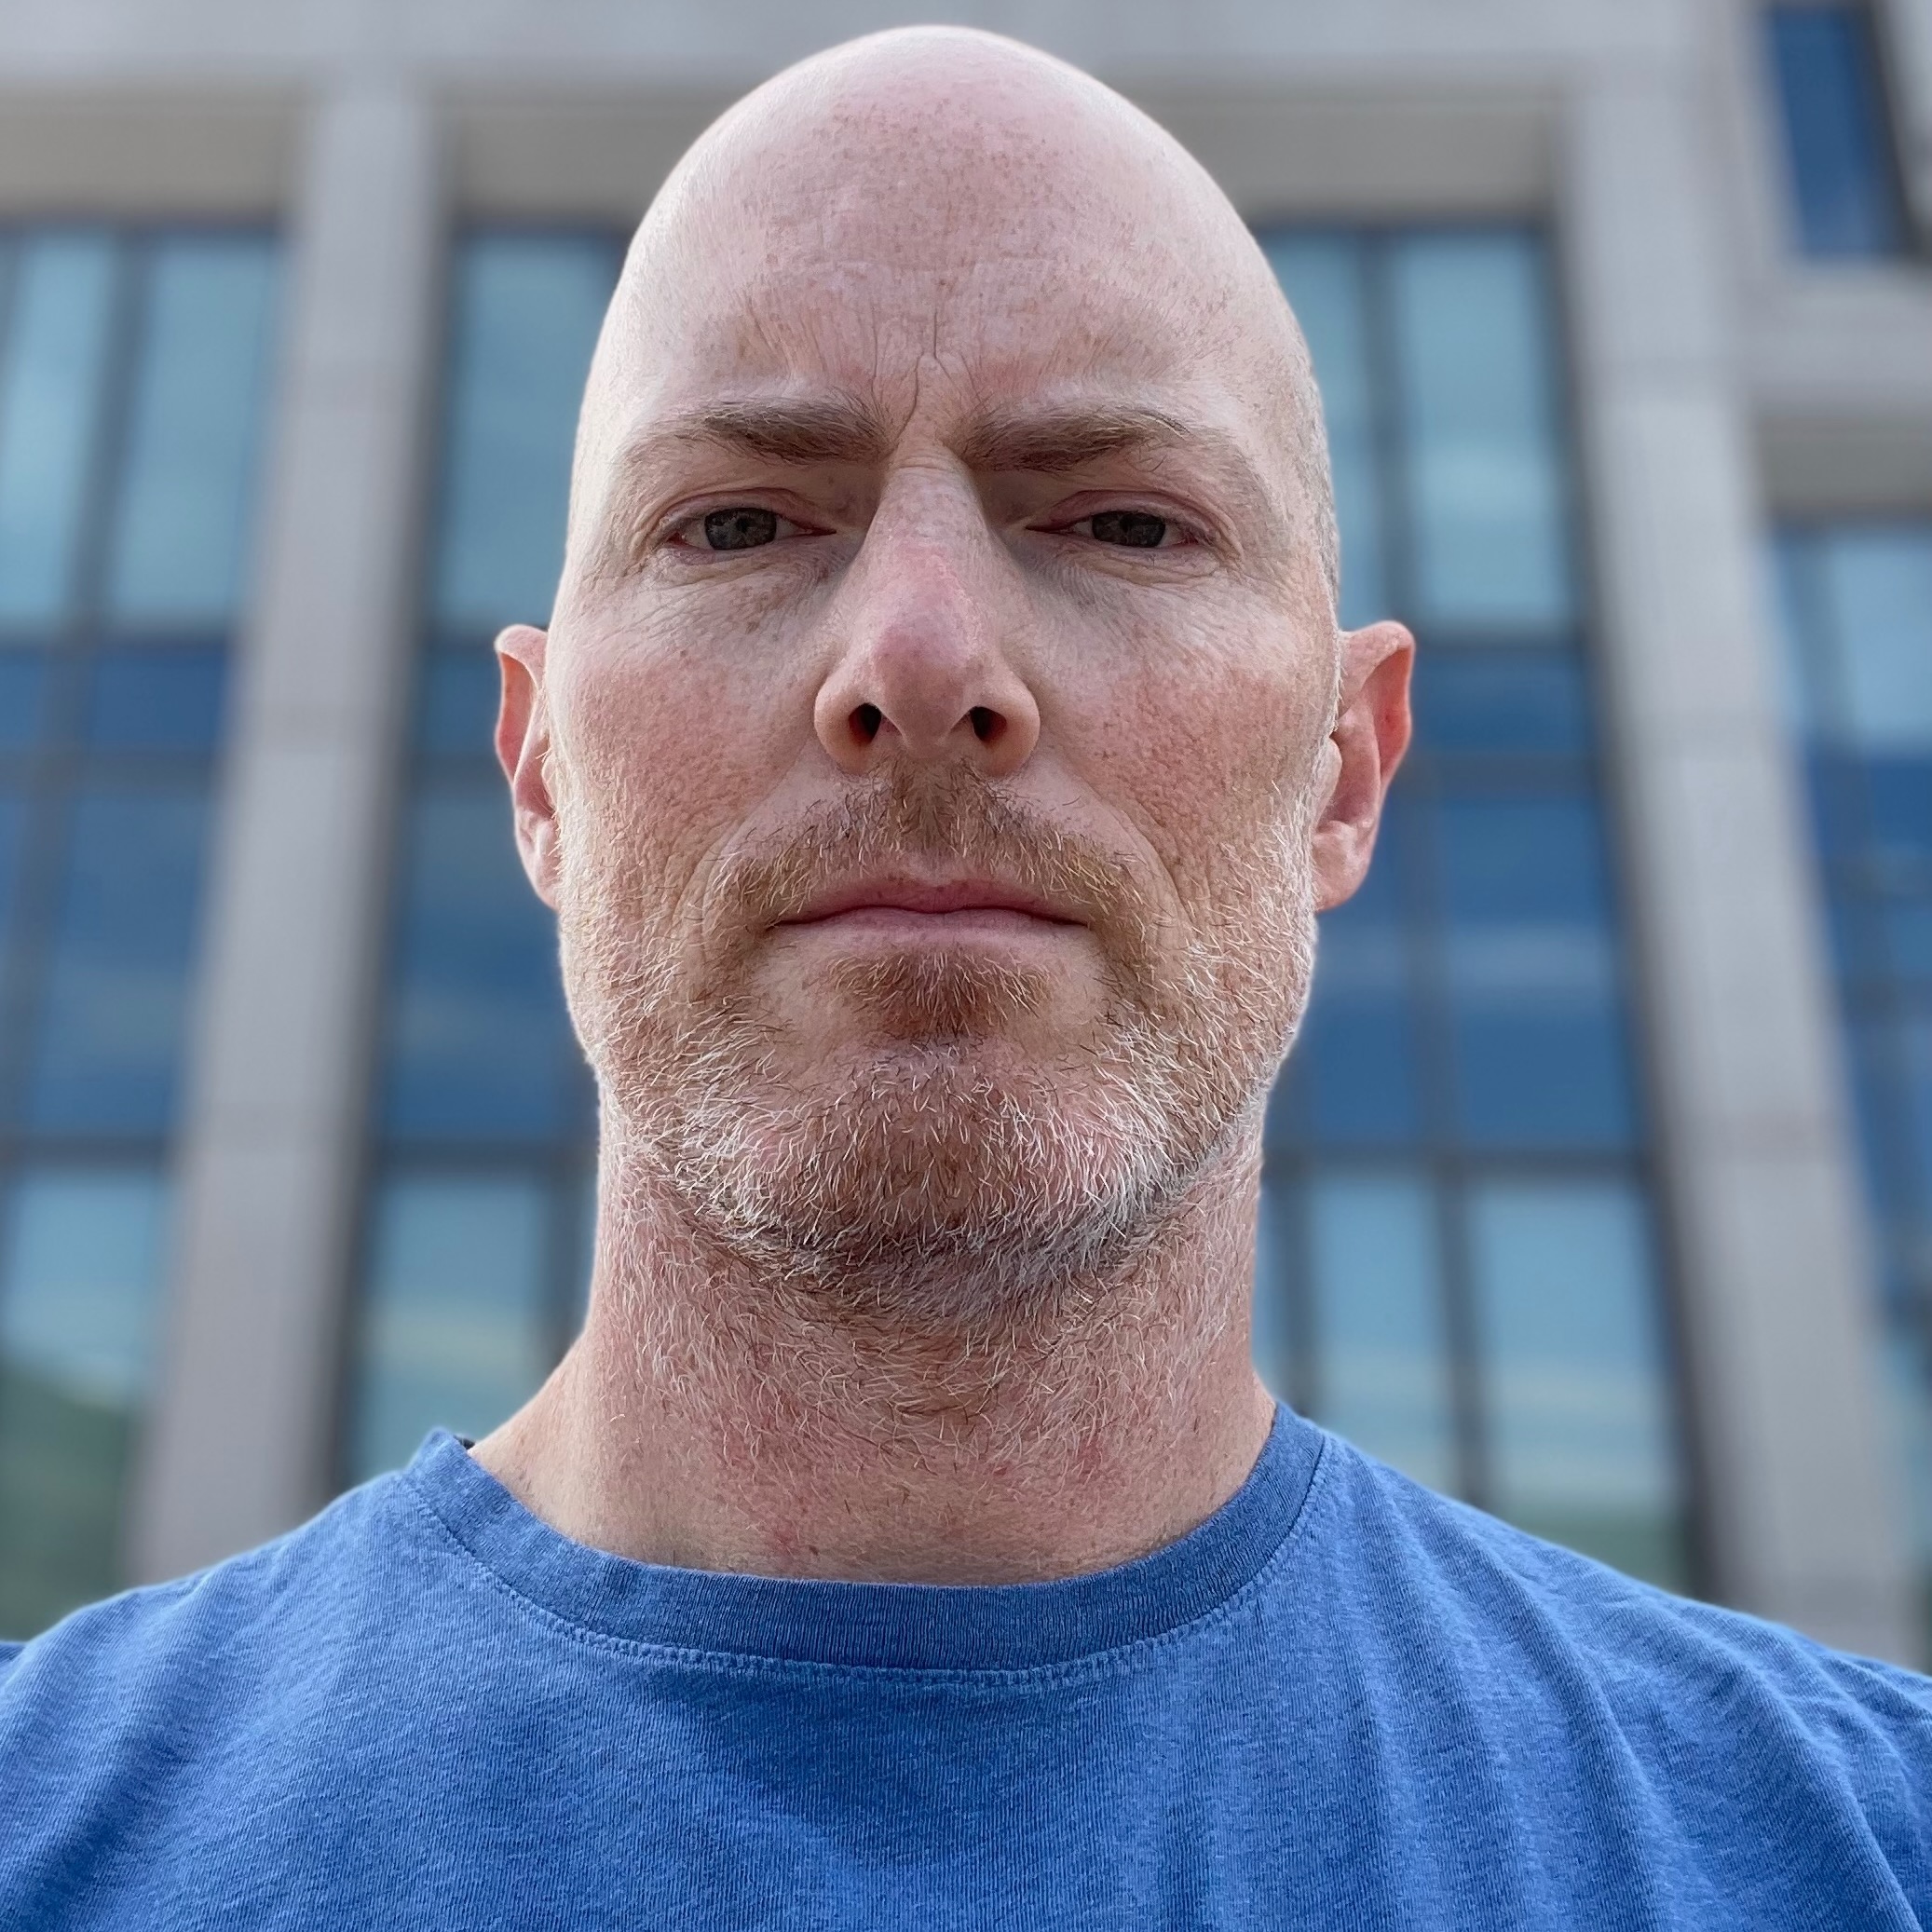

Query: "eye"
left=673, top=506, right=808, bottom=551
left=1082, top=510, right=1173, bottom=550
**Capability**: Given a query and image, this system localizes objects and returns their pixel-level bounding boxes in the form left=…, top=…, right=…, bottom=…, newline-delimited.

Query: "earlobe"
left=495, top=625, right=562, bottom=909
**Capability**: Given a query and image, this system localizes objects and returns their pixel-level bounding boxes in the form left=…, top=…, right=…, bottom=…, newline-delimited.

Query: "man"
left=4, top=26, right=1929, bottom=1928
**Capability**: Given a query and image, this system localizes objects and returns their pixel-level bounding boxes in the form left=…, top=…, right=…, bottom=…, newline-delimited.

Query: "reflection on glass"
left=380, top=780, right=588, bottom=1142
left=1437, top=793, right=1634, bottom=1149
left=0, top=1167, right=168, bottom=1638
left=105, top=237, right=280, bottom=626
left=431, top=237, right=620, bottom=633
left=350, top=1174, right=551, bottom=1480
left=1308, top=1170, right=1454, bottom=1490
left=1389, top=234, right=1571, bottom=631
left=1815, top=529, right=1932, bottom=749
left=1261, top=234, right=1386, bottom=628
left=28, top=788, right=211, bottom=1134
left=0, top=233, right=116, bottom=626
left=1767, top=5, right=1908, bottom=259
left=1470, top=1178, right=1682, bottom=1585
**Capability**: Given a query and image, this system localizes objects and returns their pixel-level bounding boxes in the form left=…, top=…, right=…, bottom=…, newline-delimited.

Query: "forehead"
left=629, top=217, right=1233, bottom=435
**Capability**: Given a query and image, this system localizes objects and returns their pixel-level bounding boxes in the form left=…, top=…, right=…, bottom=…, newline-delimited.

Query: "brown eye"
left=701, top=507, right=780, bottom=550
left=1088, top=510, right=1168, bottom=549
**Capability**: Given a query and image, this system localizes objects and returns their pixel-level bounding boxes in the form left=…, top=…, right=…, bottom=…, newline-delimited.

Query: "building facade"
left=0, top=0, right=1927, bottom=1660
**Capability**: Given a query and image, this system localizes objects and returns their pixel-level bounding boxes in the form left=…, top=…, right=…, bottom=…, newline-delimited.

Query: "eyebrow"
left=598, top=391, right=1275, bottom=558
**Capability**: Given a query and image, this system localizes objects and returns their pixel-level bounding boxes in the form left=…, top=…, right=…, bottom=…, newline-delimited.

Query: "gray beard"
left=556, top=774, right=1318, bottom=1336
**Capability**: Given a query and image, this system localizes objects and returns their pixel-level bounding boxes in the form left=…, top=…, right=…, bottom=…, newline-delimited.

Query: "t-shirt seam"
left=394, top=1430, right=1337, bottom=1688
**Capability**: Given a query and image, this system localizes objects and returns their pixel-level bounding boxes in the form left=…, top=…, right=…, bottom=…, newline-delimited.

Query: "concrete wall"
left=1, top=0, right=1927, bottom=1656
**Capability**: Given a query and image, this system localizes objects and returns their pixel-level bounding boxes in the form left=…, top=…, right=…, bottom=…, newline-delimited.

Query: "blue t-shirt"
left=5, top=1408, right=1931, bottom=1927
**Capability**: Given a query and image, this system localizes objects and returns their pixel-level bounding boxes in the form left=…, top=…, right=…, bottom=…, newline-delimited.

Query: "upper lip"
left=781, top=878, right=1083, bottom=926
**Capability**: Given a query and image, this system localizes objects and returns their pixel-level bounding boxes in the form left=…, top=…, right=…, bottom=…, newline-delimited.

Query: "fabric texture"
left=4, top=1406, right=1931, bottom=1928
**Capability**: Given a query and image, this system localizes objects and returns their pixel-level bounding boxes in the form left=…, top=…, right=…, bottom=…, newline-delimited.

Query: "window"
left=1257, top=229, right=1687, bottom=1589
left=1775, top=523, right=1932, bottom=1609
left=0, top=226, right=280, bottom=1636
left=344, top=234, right=619, bottom=1482
left=1766, top=4, right=1912, bottom=259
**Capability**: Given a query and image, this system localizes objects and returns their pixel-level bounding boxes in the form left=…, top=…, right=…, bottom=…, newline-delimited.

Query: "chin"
left=660, top=1034, right=1228, bottom=1328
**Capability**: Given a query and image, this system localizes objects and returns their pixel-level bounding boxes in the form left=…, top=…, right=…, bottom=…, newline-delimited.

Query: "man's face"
left=501, top=70, right=1404, bottom=1321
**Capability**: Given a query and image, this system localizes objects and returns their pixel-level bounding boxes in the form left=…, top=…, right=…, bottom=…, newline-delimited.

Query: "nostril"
left=970, top=706, right=1000, bottom=743
left=852, top=703, right=882, bottom=743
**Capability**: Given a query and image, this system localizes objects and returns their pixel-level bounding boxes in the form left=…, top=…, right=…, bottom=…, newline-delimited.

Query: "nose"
left=812, top=486, right=1041, bottom=781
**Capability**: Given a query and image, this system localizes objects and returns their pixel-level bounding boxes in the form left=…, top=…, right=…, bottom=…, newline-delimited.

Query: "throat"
left=470, top=1141, right=1275, bottom=1586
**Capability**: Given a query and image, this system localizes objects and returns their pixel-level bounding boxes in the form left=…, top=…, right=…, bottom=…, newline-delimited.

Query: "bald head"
left=568, top=27, right=1338, bottom=611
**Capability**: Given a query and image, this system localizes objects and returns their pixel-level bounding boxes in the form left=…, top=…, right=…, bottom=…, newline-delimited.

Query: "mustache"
left=697, top=767, right=1163, bottom=976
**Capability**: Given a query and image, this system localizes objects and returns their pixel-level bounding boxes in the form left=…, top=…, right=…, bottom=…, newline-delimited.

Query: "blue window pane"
left=85, top=647, right=225, bottom=752
left=1389, top=234, right=1572, bottom=632
left=1816, top=528, right=1932, bottom=749
left=380, top=779, right=588, bottom=1141
left=0, top=652, right=48, bottom=749
left=0, top=233, right=116, bottom=626
left=1437, top=793, right=1637, bottom=1148
left=1297, top=807, right=1422, bottom=1144
left=348, top=1173, right=552, bottom=1480
left=105, top=236, right=280, bottom=627
left=1768, top=6, right=1908, bottom=259
left=1469, top=1177, right=1683, bottom=1585
left=1307, top=1169, right=1455, bottom=1491
left=431, top=237, right=619, bottom=633
left=27, top=787, right=211, bottom=1134
left=1412, top=650, right=1589, bottom=755
left=0, top=791, right=24, bottom=958
left=416, top=647, right=502, bottom=758
left=1252, top=1176, right=1297, bottom=1401
left=1905, top=1016, right=1932, bottom=1218
left=1260, top=234, right=1387, bottom=629
left=1866, top=758, right=1932, bottom=872
left=0, top=1168, right=168, bottom=1408
left=0, top=1166, right=169, bottom=1638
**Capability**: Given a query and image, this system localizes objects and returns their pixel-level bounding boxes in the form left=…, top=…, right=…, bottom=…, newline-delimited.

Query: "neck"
left=472, top=1135, right=1277, bottom=1585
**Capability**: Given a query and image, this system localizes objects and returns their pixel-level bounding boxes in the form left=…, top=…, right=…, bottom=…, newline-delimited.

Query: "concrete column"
left=1561, top=73, right=1919, bottom=1662
left=132, top=85, right=441, bottom=1581
left=1884, top=0, right=1932, bottom=238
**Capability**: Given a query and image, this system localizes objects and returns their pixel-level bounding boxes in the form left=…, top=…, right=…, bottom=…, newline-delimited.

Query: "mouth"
left=777, top=878, right=1085, bottom=939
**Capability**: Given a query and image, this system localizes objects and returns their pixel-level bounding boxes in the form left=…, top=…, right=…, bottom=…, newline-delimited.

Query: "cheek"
left=1056, top=599, right=1329, bottom=913
left=551, top=594, right=821, bottom=904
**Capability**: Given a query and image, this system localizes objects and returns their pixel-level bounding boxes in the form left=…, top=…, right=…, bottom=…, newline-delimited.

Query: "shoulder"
left=1291, top=1431, right=1932, bottom=1853
left=0, top=1466, right=442, bottom=1912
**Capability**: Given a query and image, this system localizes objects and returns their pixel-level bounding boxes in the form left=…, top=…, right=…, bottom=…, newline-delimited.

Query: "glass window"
left=1261, top=235, right=1387, bottom=629
left=105, top=238, right=280, bottom=626
left=0, top=1168, right=169, bottom=1638
left=347, top=1175, right=553, bottom=1483
left=1767, top=5, right=1911, bottom=260
left=0, top=234, right=117, bottom=628
left=1436, top=792, right=1635, bottom=1149
left=1307, top=1171, right=1456, bottom=1491
left=1253, top=226, right=1681, bottom=1587
left=1779, top=521, right=1932, bottom=1626
left=378, top=779, right=586, bottom=1143
left=0, top=226, right=277, bottom=1639
left=1388, top=234, right=1573, bottom=632
left=431, top=236, right=619, bottom=634
left=1469, top=1178, right=1682, bottom=1585
left=346, top=232, right=619, bottom=1482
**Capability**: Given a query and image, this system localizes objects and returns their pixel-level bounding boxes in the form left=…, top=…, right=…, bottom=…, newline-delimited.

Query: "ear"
left=1308, top=619, right=1415, bottom=913
left=496, top=624, right=562, bottom=910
